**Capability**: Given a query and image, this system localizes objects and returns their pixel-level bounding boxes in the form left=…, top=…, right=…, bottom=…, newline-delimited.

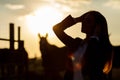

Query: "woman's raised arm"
left=53, top=15, right=83, bottom=51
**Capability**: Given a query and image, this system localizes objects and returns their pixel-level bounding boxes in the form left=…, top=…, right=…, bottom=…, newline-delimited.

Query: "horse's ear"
left=38, top=33, right=41, bottom=39
left=46, top=33, right=48, bottom=38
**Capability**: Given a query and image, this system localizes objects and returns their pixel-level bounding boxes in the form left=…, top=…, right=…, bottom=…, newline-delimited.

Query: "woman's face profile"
left=81, top=14, right=96, bottom=35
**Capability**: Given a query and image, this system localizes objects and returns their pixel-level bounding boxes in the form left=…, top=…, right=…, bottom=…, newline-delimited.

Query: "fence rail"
left=0, top=38, right=19, bottom=42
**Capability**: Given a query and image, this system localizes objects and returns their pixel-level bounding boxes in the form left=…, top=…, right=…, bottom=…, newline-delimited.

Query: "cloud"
left=50, top=0, right=91, bottom=13
left=104, top=0, right=120, bottom=9
left=1, top=0, right=92, bottom=17
left=5, top=3, right=25, bottom=10
left=56, top=0, right=91, bottom=5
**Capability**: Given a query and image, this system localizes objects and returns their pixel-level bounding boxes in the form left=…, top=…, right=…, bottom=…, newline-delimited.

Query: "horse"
left=38, top=33, right=69, bottom=80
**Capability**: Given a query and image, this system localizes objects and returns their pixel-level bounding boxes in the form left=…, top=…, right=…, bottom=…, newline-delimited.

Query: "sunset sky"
left=0, top=0, right=120, bottom=58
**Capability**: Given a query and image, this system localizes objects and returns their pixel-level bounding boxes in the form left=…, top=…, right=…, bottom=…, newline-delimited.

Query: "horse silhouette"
left=38, top=33, right=69, bottom=80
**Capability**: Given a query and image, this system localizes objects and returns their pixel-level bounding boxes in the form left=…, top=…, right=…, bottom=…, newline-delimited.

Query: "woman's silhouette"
left=53, top=11, right=113, bottom=80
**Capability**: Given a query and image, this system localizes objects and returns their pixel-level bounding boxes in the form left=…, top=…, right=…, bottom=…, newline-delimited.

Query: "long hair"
left=91, top=11, right=112, bottom=56
left=81, top=11, right=113, bottom=64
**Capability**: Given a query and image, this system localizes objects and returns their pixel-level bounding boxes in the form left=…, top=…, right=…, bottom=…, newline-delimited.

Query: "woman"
left=53, top=11, right=113, bottom=80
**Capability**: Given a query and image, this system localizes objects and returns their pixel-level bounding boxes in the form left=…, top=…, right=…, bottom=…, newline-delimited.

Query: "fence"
left=0, top=23, right=28, bottom=79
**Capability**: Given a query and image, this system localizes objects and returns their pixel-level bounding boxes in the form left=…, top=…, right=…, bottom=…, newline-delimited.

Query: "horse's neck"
left=40, top=41, right=51, bottom=50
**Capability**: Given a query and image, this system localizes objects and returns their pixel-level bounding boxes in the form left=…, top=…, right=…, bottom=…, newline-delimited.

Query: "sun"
left=26, top=6, right=63, bottom=36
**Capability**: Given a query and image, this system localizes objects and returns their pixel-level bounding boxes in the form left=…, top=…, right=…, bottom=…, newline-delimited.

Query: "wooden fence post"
left=10, top=23, right=14, bottom=50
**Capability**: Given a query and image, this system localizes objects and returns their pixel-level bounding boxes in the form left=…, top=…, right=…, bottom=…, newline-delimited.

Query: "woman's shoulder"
left=69, top=37, right=83, bottom=52
left=74, top=37, right=84, bottom=46
left=87, top=36, right=100, bottom=49
left=89, top=36, right=99, bottom=44
left=90, top=36, right=99, bottom=41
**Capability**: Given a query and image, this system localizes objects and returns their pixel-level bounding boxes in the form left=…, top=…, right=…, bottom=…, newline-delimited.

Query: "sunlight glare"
left=26, top=6, right=63, bottom=36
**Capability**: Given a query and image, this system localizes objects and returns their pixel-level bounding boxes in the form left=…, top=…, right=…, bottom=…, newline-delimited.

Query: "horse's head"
left=38, top=33, right=48, bottom=48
